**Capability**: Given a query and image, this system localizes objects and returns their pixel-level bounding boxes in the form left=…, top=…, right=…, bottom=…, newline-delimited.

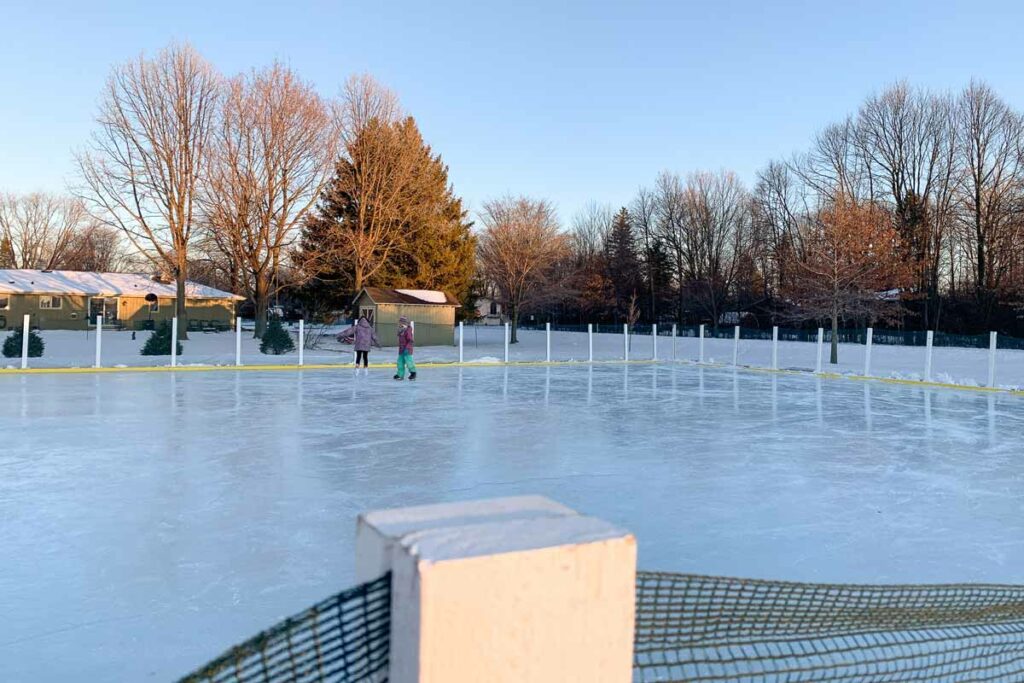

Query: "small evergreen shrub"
left=260, top=317, right=295, bottom=355
left=2, top=328, right=44, bottom=358
left=141, top=321, right=183, bottom=356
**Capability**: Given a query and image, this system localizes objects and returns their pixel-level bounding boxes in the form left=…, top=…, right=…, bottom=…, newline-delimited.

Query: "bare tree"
left=678, top=171, right=753, bottom=329
left=477, top=196, right=568, bottom=342
left=0, top=193, right=87, bottom=269
left=856, top=82, right=959, bottom=328
left=77, top=43, right=220, bottom=339
left=954, top=81, right=1024, bottom=312
left=785, top=195, right=910, bottom=363
left=203, top=63, right=337, bottom=337
left=631, top=187, right=660, bottom=321
left=63, top=224, right=137, bottom=272
left=653, top=170, right=688, bottom=320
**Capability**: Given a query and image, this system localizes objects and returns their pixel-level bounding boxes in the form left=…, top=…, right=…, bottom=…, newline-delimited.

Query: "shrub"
left=2, top=328, right=44, bottom=358
left=260, top=317, right=295, bottom=355
left=141, top=321, right=183, bottom=356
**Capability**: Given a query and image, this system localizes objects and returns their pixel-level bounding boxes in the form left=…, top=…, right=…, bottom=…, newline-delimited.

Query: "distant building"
left=352, top=287, right=460, bottom=346
left=475, top=297, right=506, bottom=325
left=0, top=269, right=243, bottom=331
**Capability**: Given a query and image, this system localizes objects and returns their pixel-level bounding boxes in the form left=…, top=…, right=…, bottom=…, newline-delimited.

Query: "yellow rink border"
left=1, top=358, right=1022, bottom=397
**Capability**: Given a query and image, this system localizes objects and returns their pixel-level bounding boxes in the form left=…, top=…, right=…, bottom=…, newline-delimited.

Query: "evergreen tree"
left=2, top=328, right=44, bottom=358
left=644, top=238, right=676, bottom=321
left=604, top=208, right=643, bottom=321
left=298, top=117, right=475, bottom=310
left=0, top=235, right=13, bottom=268
left=141, top=321, right=183, bottom=356
left=260, top=316, right=295, bottom=355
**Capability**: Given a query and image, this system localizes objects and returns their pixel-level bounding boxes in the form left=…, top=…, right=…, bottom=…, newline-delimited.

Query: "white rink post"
left=504, top=322, right=510, bottom=364
left=652, top=324, right=658, bottom=360
left=988, top=331, right=998, bottom=388
left=21, top=314, right=30, bottom=369
left=925, top=330, right=934, bottom=382
left=298, top=319, right=305, bottom=366
left=863, top=327, right=874, bottom=376
left=458, top=321, right=464, bottom=363
left=545, top=322, right=551, bottom=362
left=815, top=327, right=824, bottom=374
left=671, top=323, right=677, bottom=360
left=355, top=496, right=636, bottom=683
left=171, top=317, right=178, bottom=368
left=623, top=323, right=629, bottom=361
left=588, top=323, right=593, bottom=362
left=732, top=325, right=740, bottom=367
left=771, top=326, right=779, bottom=370
left=94, top=315, right=103, bottom=368
left=698, top=324, right=705, bottom=363
left=235, top=317, right=243, bottom=367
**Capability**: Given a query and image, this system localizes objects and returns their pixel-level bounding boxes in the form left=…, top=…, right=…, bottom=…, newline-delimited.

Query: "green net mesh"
left=177, top=573, right=390, bottom=683
left=634, top=571, right=1024, bottom=682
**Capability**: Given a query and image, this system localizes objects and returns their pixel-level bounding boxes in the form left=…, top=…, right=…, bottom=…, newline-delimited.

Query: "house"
left=475, top=297, right=506, bottom=325
left=0, top=269, right=244, bottom=331
left=353, top=287, right=459, bottom=347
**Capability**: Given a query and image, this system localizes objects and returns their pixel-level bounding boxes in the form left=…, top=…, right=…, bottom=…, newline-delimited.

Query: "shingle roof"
left=0, top=269, right=244, bottom=300
left=358, top=287, right=460, bottom=307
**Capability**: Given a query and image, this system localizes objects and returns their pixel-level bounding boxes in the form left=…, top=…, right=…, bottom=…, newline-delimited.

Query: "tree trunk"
left=175, top=270, right=189, bottom=341
left=510, top=304, right=519, bottom=344
left=254, top=276, right=269, bottom=339
left=830, top=312, right=839, bottom=365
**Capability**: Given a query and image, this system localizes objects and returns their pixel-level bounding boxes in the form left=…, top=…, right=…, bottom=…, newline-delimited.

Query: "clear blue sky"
left=3, top=0, right=1024, bottom=223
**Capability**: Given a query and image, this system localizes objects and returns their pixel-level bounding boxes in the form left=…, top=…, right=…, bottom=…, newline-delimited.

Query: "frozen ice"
left=2, top=363, right=1024, bottom=681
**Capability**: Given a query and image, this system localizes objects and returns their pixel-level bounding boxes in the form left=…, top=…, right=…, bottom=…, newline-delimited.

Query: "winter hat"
left=398, top=316, right=410, bottom=326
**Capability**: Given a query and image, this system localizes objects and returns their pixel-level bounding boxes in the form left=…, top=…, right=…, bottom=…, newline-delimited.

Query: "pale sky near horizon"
left=3, top=0, right=1024, bottom=224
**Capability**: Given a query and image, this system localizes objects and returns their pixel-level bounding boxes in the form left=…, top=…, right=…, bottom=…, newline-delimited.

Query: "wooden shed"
left=353, top=287, right=459, bottom=347
left=0, top=269, right=243, bottom=331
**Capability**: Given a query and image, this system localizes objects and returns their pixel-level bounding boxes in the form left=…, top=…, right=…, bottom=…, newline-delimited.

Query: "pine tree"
left=140, top=321, right=183, bottom=356
left=604, top=208, right=643, bottom=321
left=0, top=235, right=13, bottom=268
left=298, top=117, right=475, bottom=310
left=2, top=328, right=44, bottom=358
left=260, top=316, right=295, bottom=355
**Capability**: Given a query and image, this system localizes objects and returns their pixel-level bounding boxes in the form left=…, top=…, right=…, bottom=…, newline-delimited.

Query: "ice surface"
left=2, top=364, right=1024, bottom=681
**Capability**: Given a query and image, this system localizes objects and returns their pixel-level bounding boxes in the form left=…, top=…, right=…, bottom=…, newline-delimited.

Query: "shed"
left=0, top=269, right=244, bottom=331
left=353, top=288, right=459, bottom=347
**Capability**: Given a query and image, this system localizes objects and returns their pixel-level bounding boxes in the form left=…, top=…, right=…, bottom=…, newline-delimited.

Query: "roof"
left=0, top=269, right=244, bottom=300
left=357, top=287, right=460, bottom=307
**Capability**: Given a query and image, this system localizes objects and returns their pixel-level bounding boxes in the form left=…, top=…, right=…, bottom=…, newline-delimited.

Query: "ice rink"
left=3, top=363, right=1024, bottom=681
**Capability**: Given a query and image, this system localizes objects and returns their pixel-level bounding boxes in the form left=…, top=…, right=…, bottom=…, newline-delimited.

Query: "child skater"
left=394, top=316, right=417, bottom=381
left=351, top=315, right=380, bottom=370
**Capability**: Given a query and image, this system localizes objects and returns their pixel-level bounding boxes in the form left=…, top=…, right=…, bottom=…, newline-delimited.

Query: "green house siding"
left=0, top=294, right=236, bottom=331
left=354, top=292, right=456, bottom=347
left=0, top=294, right=90, bottom=330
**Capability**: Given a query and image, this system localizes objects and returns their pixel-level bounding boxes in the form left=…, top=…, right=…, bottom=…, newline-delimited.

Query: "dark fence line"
left=634, top=570, right=1024, bottom=682
left=177, top=573, right=390, bottom=683
left=509, top=323, right=1024, bottom=351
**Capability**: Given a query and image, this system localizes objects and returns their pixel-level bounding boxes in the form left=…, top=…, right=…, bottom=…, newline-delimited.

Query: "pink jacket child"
left=340, top=316, right=380, bottom=368
left=394, top=317, right=417, bottom=381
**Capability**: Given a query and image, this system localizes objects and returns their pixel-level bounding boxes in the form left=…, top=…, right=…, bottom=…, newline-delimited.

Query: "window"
left=360, top=307, right=374, bottom=323
left=149, top=300, right=159, bottom=313
left=0, top=296, right=8, bottom=310
left=39, top=296, right=62, bottom=310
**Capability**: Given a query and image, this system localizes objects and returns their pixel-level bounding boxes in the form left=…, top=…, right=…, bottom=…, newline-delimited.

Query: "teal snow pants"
left=396, top=351, right=417, bottom=378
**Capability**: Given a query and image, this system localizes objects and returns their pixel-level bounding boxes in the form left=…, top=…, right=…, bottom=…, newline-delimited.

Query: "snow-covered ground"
left=2, top=363, right=1024, bottom=680
left=6, top=324, right=1024, bottom=390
